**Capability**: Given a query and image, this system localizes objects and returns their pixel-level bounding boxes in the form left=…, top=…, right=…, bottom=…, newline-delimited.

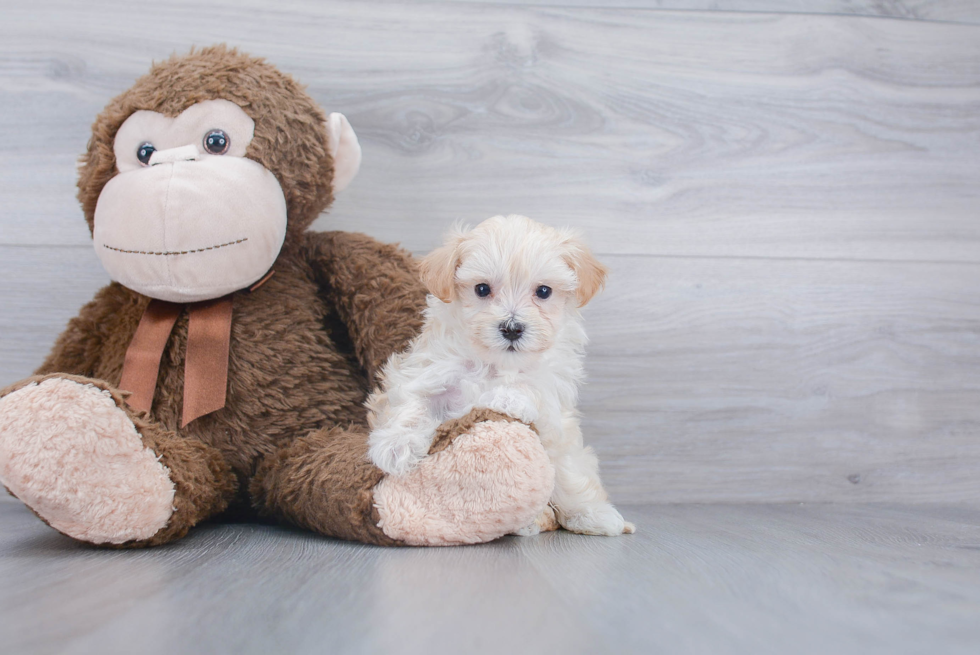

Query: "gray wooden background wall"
left=1, top=0, right=978, bottom=505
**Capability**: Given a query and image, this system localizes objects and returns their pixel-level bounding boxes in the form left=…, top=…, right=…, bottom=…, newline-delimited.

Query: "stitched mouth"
left=102, top=238, right=248, bottom=256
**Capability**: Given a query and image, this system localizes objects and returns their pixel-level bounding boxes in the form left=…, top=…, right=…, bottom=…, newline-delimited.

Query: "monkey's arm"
left=304, top=231, right=427, bottom=385
left=34, top=284, right=137, bottom=378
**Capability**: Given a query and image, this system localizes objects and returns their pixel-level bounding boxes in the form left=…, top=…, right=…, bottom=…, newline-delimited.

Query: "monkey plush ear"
left=419, top=228, right=466, bottom=303
left=562, top=234, right=609, bottom=307
left=326, top=112, right=361, bottom=193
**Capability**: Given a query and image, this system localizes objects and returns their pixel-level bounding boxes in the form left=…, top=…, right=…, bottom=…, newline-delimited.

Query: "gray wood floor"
left=2, top=498, right=980, bottom=655
left=2, top=2, right=980, bottom=652
left=2, top=0, right=979, bottom=503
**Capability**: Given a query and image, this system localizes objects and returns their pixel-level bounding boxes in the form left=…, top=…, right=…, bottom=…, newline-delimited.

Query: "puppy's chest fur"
left=429, top=355, right=578, bottom=427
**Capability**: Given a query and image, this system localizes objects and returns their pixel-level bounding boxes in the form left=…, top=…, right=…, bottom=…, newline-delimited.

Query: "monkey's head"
left=78, top=45, right=360, bottom=302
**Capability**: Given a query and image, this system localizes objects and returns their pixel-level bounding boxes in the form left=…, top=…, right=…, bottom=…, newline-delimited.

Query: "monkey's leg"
left=0, top=374, right=237, bottom=547
left=251, top=409, right=555, bottom=546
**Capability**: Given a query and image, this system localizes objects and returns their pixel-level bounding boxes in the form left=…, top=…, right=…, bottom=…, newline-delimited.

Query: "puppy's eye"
left=203, top=129, right=230, bottom=155
left=535, top=285, right=552, bottom=299
left=137, top=142, right=156, bottom=166
left=475, top=283, right=492, bottom=298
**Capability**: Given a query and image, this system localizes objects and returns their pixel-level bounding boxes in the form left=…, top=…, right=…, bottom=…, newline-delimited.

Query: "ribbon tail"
left=119, top=300, right=183, bottom=415
left=182, top=296, right=233, bottom=427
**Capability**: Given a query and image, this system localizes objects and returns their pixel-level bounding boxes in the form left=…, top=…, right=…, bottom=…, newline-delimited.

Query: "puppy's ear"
left=562, top=233, right=608, bottom=307
left=420, top=228, right=466, bottom=303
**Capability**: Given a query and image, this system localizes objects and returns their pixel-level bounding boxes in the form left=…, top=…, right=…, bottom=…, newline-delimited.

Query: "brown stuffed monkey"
left=0, top=46, right=554, bottom=547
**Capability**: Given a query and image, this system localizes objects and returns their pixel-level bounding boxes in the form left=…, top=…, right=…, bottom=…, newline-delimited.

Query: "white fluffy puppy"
left=366, top=215, right=633, bottom=536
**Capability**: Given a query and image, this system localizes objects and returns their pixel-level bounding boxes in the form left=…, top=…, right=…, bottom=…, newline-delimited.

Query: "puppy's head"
left=420, top=215, right=607, bottom=360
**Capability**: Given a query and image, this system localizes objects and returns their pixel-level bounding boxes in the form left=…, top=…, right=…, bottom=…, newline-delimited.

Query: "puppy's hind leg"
left=512, top=503, right=560, bottom=536
left=548, top=414, right=635, bottom=537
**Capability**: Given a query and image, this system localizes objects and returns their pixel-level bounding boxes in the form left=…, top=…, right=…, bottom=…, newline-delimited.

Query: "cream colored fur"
left=367, top=215, right=634, bottom=537
left=0, top=378, right=175, bottom=544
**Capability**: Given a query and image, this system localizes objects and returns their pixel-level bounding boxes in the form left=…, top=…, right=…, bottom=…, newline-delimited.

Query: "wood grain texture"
left=432, top=0, right=980, bottom=25
left=2, top=1, right=979, bottom=260
left=1, top=1, right=979, bottom=504
left=2, top=501, right=980, bottom=655
left=582, top=255, right=980, bottom=503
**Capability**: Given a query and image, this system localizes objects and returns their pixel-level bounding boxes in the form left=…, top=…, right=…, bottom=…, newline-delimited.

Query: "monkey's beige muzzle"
left=93, top=153, right=287, bottom=303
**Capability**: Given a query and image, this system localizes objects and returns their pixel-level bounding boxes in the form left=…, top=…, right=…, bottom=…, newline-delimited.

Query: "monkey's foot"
left=0, top=377, right=175, bottom=545
left=372, top=411, right=555, bottom=546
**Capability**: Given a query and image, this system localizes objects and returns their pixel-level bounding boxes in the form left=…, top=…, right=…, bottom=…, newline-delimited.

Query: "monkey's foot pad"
left=373, top=419, right=555, bottom=546
left=0, top=377, right=175, bottom=544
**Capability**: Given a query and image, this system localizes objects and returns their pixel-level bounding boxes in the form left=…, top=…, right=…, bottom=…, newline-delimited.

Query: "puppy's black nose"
left=499, top=321, right=525, bottom=342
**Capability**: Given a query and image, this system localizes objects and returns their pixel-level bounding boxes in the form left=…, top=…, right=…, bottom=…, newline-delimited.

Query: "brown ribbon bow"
left=120, top=296, right=233, bottom=427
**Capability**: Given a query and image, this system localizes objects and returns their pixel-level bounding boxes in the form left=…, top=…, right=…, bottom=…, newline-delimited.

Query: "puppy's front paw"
left=559, top=503, right=635, bottom=536
left=479, top=386, right=539, bottom=424
left=368, top=427, right=432, bottom=476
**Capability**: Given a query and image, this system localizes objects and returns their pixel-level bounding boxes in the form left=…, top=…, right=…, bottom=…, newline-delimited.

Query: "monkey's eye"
left=203, top=129, right=230, bottom=155
left=535, top=285, right=552, bottom=300
left=475, top=283, right=492, bottom=298
left=136, top=143, right=156, bottom=166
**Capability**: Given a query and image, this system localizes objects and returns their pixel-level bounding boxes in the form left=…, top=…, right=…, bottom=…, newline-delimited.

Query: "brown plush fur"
left=2, top=46, right=551, bottom=548
left=251, top=422, right=398, bottom=545
left=78, top=45, right=334, bottom=238
left=249, top=408, right=523, bottom=545
left=25, top=46, right=434, bottom=546
left=31, top=225, right=429, bottom=546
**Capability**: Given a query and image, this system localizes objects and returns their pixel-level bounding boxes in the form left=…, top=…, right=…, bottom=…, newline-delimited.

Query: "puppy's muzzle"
left=499, top=320, right=525, bottom=342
